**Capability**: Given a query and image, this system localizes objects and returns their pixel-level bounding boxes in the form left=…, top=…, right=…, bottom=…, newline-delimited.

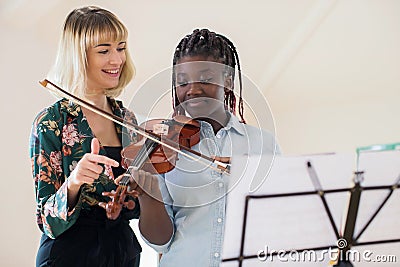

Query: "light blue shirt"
left=144, top=113, right=279, bottom=267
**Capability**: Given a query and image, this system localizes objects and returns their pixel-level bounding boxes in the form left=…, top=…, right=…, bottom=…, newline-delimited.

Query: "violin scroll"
left=99, top=185, right=138, bottom=220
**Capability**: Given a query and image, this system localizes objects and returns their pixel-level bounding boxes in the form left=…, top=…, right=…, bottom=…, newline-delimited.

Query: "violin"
left=101, top=116, right=201, bottom=220
left=39, top=79, right=230, bottom=220
left=121, top=115, right=201, bottom=174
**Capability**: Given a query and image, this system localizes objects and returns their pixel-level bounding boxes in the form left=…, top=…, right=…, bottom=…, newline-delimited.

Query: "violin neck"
left=132, top=138, right=159, bottom=167
left=119, top=138, right=159, bottom=186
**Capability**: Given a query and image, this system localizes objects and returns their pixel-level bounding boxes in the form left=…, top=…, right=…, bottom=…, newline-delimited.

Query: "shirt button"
left=216, top=133, right=221, bottom=138
left=217, top=218, right=222, bottom=223
left=214, top=252, right=220, bottom=258
left=218, top=182, right=224, bottom=188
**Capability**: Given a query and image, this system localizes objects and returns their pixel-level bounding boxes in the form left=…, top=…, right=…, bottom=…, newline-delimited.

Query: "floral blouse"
left=30, top=98, right=139, bottom=239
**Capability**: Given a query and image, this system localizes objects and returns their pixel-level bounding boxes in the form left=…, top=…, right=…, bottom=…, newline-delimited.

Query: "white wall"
left=0, top=0, right=399, bottom=266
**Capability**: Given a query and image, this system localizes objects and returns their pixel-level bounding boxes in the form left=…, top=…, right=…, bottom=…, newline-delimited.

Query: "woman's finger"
left=85, top=153, right=119, bottom=167
left=75, top=167, right=101, bottom=180
left=91, top=138, right=100, bottom=155
left=82, top=161, right=104, bottom=175
left=79, top=173, right=98, bottom=185
left=114, top=174, right=124, bottom=184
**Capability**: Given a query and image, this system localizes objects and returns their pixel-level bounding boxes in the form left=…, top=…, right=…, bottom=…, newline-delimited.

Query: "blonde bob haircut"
left=48, top=6, right=135, bottom=99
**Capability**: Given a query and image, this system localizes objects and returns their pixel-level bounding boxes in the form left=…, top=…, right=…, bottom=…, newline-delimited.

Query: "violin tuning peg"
left=123, top=200, right=136, bottom=210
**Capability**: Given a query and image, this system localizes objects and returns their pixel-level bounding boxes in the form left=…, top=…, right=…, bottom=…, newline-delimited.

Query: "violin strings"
left=119, top=142, right=156, bottom=187
left=129, top=139, right=157, bottom=169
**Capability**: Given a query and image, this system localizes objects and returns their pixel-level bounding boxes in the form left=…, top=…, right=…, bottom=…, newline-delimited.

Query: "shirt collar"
left=224, top=112, right=246, bottom=136
left=200, top=112, right=245, bottom=136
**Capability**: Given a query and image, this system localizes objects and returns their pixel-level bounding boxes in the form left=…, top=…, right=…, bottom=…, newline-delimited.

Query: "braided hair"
left=172, top=29, right=245, bottom=123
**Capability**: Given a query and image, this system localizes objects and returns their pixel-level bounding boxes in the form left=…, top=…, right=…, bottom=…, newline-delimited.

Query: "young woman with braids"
left=127, top=29, right=279, bottom=266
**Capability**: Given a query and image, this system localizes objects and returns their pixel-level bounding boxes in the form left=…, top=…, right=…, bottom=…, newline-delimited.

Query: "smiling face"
left=174, top=55, right=232, bottom=127
left=86, top=40, right=127, bottom=95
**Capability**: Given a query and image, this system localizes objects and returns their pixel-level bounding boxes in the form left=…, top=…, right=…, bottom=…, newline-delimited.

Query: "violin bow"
left=39, top=79, right=230, bottom=174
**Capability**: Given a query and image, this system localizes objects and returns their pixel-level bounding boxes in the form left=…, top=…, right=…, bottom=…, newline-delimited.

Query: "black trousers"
left=36, top=208, right=141, bottom=267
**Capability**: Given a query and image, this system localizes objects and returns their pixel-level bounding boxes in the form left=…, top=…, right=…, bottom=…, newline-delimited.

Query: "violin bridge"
left=153, top=124, right=169, bottom=135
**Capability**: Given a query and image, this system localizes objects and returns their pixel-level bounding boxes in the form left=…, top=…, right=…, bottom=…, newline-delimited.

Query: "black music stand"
left=222, top=148, right=400, bottom=266
left=334, top=144, right=400, bottom=266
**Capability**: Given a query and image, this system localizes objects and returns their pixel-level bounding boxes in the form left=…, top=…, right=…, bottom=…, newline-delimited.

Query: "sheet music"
left=222, top=149, right=400, bottom=266
left=222, top=153, right=355, bottom=266
left=354, top=149, right=400, bottom=243
left=357, top=149, right=400, bottom=186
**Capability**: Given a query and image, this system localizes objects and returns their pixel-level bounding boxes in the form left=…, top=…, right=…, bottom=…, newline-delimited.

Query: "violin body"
left=104, top=115, right=201, bottom=220
left=121, top=116, right=200, bottom=174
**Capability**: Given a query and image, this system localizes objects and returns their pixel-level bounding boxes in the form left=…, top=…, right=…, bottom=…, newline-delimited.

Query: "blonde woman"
left=30, top=6, right=171, bottom=266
